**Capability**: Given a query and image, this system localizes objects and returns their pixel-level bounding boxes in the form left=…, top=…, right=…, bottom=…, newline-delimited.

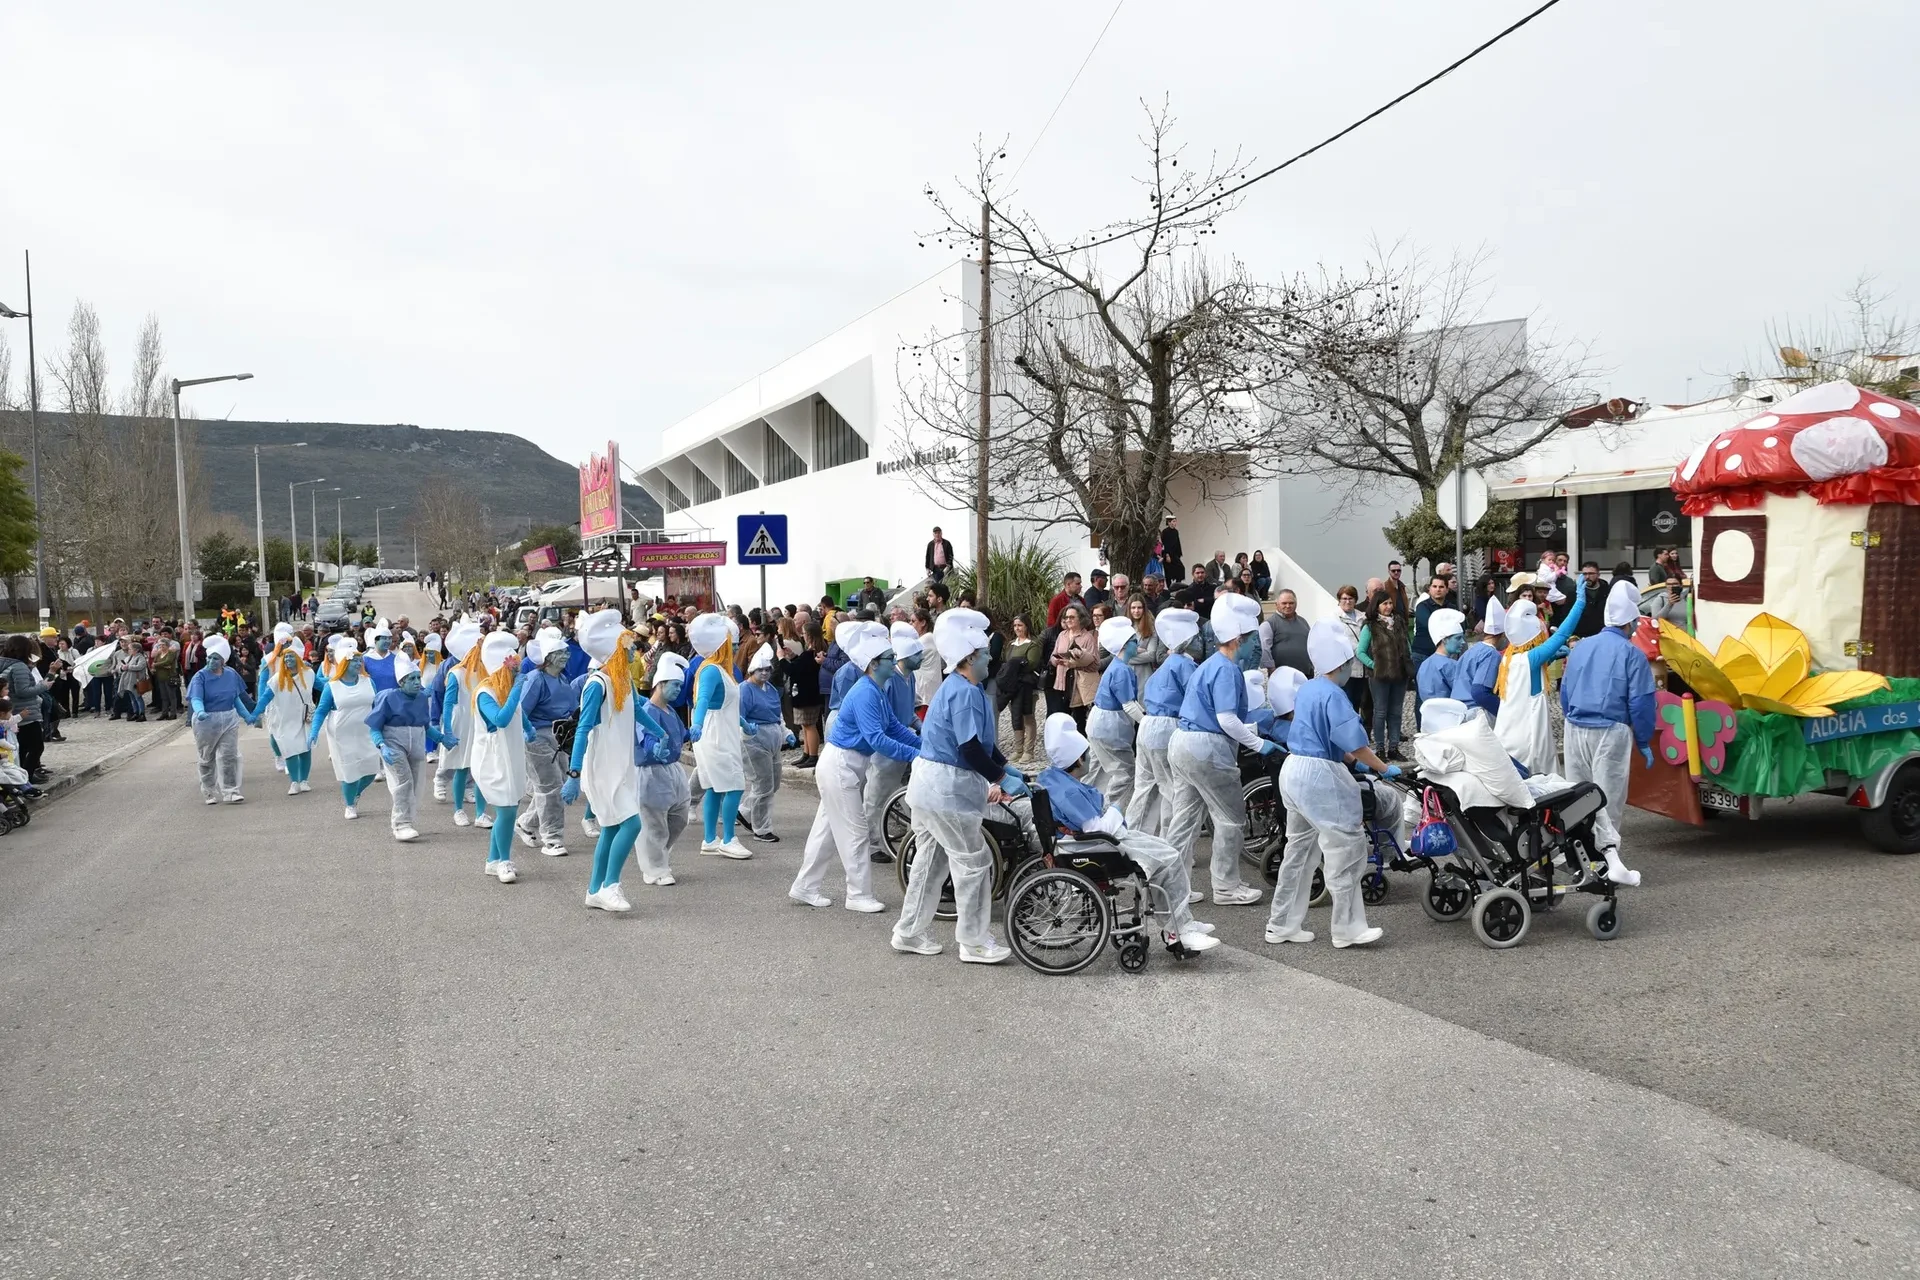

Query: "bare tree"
left=44, top=302, right=117, bottom=618
left=1272, top=244, right=1601, bottom=519
left=111, top=315, right=187, bottom=608
left=1759, top=274, right=1919, bottom=400
left=414, top=475, right=493, bottom=583
left=897, top=105, right=1375, bottom=579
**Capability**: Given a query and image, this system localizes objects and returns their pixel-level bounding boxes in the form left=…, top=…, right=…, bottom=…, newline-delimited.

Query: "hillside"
left=0, top=411, right=659, bottom=551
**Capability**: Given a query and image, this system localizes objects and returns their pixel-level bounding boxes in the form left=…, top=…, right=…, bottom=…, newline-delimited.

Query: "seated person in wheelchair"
left=1258, top=667, right=1308, bottom=750
left=1036, top=712, right=1221, bottom=955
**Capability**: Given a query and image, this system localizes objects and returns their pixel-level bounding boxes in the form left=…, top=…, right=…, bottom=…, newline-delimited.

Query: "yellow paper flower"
left=1657, top=615, right=1888, bottom=716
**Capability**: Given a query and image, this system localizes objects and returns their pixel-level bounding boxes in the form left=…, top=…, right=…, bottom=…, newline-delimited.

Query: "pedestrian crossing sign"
left=737, top=513, right=789, bottom=565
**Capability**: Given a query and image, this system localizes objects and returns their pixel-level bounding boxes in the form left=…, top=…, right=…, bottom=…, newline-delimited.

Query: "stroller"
left=0, top=778, right=37, bottom=834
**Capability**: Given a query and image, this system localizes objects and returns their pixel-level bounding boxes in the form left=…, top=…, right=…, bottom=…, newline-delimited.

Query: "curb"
left=33, top=719, right=190, bottom=807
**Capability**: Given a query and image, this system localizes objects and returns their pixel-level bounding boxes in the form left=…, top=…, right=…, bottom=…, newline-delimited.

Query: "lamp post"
left=170, top=372, right=252, bottom=624
left=337, top=494, right=360, bottom=575
left=374, top=506, right=396, bottom=567
left=254, top=442, right=307, bottom=617
left=0, top=252, right=46, bottom=622
left=289, top=477, right=327, bottom=597
left=313, top=486, right=338, bottom=582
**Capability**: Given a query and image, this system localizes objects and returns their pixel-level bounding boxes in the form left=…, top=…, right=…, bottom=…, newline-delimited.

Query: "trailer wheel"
left=1861, top=762, right=1920, bottom=855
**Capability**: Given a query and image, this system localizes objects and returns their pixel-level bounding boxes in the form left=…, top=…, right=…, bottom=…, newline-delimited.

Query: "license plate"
left=1699, top=786, right=1744, bottom=815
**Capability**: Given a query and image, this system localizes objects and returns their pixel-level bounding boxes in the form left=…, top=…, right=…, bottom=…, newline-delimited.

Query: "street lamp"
left=374, top=505, right=397, bottom=567
left=337, top=494, right=361, bottom=575
left=170, top=371, right=253, bottom=623
left=289, top=477, right=327, bottom=596
left=313, top=486, right=339, bottom=581
left=0, top=251, right=47, bottom=623
left=254, top=442, right=306, bottom=616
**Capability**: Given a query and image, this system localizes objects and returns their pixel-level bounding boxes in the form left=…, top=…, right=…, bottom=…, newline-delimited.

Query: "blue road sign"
left=738, top=513, right=789, bottom=565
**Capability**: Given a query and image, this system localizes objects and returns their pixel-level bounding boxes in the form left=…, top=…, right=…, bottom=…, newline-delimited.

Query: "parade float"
left=1631, top=379, right=1920, bottom=853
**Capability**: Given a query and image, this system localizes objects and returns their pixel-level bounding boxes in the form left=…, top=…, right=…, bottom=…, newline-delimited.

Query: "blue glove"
left=439, top=733, right=459, bottom=750
left=650, top=741, right=678, bottom=764
left=1639, top=744, right=1655, bottom=768
left=378, top=744, right=399, bottom=767
left=785, top=731, right=798, bottom=749
left=688, top=720, right=702, bottom=743
left=1383, top=764, right=1403, bottom=779
left=740, top=717, right=755, bottom=734
left=561, top=777, right=581, bottom=805
left=1257, top=739, right=1281, bottom=756
left=1000, top=769, right=1030, bottom=797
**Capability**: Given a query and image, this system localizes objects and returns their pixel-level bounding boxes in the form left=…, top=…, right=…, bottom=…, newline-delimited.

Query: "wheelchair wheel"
left=1361, top=869, right=1390, bottom=905
left=881, top=786, right=913, bottom=859
left=1116, top=940, right=1149, bottom=973
left=1241, top=776, right=1284, bottom=874
left=0, top=810, right=12, bottom=836
left=11, top=801, right=29, bottom=827
left=1585, top=899, right=1622, bottom=941
left=893, top=826, right=1005, bottom=922
left=1007, top=867, right=1111, bottom=975
left=1420, top=870, right=1473, bottom=922
left=1471, top=887, right=1531, bottom=950
left=1309, top=866, right=1329, bottom=908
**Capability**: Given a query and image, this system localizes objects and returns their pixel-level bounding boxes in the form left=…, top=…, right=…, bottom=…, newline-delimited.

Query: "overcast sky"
left=4, top=0, right=1916, bottom=472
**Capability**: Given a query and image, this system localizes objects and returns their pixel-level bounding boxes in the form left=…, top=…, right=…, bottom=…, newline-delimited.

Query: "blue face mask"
left=903, top=651, right=924, bottom=672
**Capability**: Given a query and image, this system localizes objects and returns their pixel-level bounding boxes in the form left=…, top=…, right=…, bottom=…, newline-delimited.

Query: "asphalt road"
left=2, top=737, right=1915, bottom=1279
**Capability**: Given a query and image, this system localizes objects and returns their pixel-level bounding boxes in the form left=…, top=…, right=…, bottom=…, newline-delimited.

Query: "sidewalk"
left=33, top=711, right=186, bottom=804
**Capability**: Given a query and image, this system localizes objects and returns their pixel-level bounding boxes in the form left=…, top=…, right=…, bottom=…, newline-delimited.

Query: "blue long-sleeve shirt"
left=188, top=666, right=253, bottom=717
left=1417, top=652, right=1459, bottom=703
left=1143, top=653, right=1197, bottom=719
left=690, top=664, right=729, bottom=738
left=1560, top=627, right=1658, bottom=748
left=362, top=651, right=397, bottom=692
left=635, top=696, right=688, bottom=767
left=426, top=656, right=452, bottom=726
left=1452, top=643, right=1503, bottom=715
left=519, top=670, right=581, bottom=730
left=825, top=675, right=920, bottom=762
left=1093, top=658, right=1138, bottom=712
left=828, top=659, right=862, bottom=712
left=741, top=678, right=784, bottom=725
left=477, top=680, right=534, bottom=742
left=1176, top=651, right=1247, bottom=735
left=366, top=687, right=444, bottom=748
left=1288, top=678, right=1370, bottom=762
left=1036, top=767, right=1112, bottom=832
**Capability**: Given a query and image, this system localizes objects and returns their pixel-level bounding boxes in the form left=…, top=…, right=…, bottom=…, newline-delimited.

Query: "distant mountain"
left=0, top=412, right=659, bottom=552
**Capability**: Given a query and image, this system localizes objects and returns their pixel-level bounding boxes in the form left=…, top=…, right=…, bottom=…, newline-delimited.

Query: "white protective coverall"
left=1125, top=608, right=1201, bottom=838
left=1084, top=614, right=1143, bottom=815
left=1164, top=595, right=1268, bottom=898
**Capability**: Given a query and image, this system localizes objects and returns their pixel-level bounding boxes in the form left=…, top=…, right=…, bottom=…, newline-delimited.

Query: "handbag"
left=1410, top=787, right=1457, bottom=859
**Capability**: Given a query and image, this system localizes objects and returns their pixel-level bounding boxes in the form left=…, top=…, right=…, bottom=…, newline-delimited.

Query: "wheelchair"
left=1002, top=787, right=1201, bottom=976
left=892, top=794, right=1036, bottom=921
left=1241, top=748, right=1329, bottom=906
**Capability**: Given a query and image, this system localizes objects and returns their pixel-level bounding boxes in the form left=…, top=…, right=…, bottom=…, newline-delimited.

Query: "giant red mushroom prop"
left=1671, top=380, right=1920, bottom=515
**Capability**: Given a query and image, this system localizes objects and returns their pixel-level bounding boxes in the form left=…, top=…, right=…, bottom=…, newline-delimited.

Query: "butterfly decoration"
left=1654, top=691, right=1739, bottom=775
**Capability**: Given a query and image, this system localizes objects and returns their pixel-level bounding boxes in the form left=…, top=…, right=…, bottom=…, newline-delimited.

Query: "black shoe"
left=746, top=826, right=779, bottom=843
left=795, top=754, right=818, bottom=769
left=28, top=770, right=51, bottom=785
left=869, top=849, right=895, bottom=864
left=46, top=731, right=65, bottom=742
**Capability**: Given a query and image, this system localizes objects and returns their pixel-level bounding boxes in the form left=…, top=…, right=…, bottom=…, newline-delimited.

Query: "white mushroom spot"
left=1679, top=439, right=1713, bottom=482
left=1741, top=413, right=1780, bottom=432
left=1725, top=454, right=1743, bottom=471
left=1711, top=528, right=1756, bottom=583
left=1869, top=401, right=1902, bottom=419
left=1763, top=436, right=1779, bottom=448
left=1772, top=380, right=1862, bottom=415
left=1790, top=415, right=1888, bottom=481
left=1716, top=437, right=1734, bottom=450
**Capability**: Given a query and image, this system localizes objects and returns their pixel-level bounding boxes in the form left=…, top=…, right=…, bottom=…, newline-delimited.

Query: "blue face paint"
left=400, top=674, right=423, bottom=694
left=1122, top=637, right=1139, bottom=662
left=658, top=680, right=683, bottom=703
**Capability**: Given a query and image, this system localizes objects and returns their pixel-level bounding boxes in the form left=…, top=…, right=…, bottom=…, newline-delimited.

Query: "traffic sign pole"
left=759, top=512, right=766, bottom=615
left=1454, top=471, right=1465, bottom=596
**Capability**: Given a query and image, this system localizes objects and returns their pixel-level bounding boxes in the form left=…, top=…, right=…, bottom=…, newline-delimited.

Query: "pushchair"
left=0, top=778, right=38, bottom=834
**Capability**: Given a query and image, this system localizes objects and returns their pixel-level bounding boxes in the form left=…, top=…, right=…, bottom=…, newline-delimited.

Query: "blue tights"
left=451, top=768, right=490, bottom=820
left=284, top=752, right=312, bottom=783
left=702, top=788, right=742, bottom=843
left=589, top=816, right=641, bottom=893
left=340, top=774, right=374, bottom=807
left=486, top=802, right=517, bottom=864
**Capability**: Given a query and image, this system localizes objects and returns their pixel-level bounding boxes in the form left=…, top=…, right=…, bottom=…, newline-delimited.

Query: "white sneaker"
left=204, top=795, right=219, bottom=805
left=493, top=860, right=518, bottom=884
left=652, top=871, right=676, bottom=887
left=344, top=806, right=359, bottom=820
left=474, top=814, right=495, bottom=829
left=582, top=818, right=601, bottom=838
left=891, top=933, right=943, bottom=956
left=1332, top=926, right=1384, bottom=949
left=1213, top=883, right=1263, bottom=906
left=433, top=781, right=449, bottom=801
left=453, top=810, right=472, bottom=827
left=274, top=758, right=286, bottom=773
left=602, top=882, right=632, bottom=911
left=225, top=794, right=245, bottom=804
left=288, top=782, right=300, bottom=796
left=393, top=826, right=420, bottom=842
left=585, top=886, right=628, bottom=912
left=1265, top=927, right=1315, bottom=945
left=298, top=782, right=312, bottom=793
left=958, top=941, right=1012, bottom=965
left=844, top=895, right=885, bottom=914
left=540, top=842, right=568, bottom=857
left=1186, top=889, right=1204, bottom=905
left=789, top=890, right=831, bottom=908
left=716, top=838, right=753, bottom=860
left=1177, top=928, right=1222, bottom=953
left=515, top=821, right=537, bottom=849
left=699, top=840, right=723, bottom=855
left=1188, top=921, right=1217, bottom=934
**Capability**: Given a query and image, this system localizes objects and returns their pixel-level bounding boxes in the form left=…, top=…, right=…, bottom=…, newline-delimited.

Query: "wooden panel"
left=1861, top=504, right=1920, bottom=679
left=1627, top=753, right=1705, bottom=826
left=1697, top=515, right=1768, bottom=605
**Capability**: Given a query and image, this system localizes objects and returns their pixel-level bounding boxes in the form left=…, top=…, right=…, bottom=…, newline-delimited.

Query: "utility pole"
left=975, top=199, right=992, bottom=606
left=21, top=253, right=44, bottom=622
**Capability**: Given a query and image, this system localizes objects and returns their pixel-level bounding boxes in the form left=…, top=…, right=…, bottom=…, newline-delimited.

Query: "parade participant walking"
left=1559, top=580, right=1655, bottom=887
left=863, top=621, right=923, bottom=864
left=469, top=632, right=531, bottom=883
left=187, top=634, right=257, bottom=804
left=308, top=638, right=382, bottom=820
left=792, top=623, right=917, bottom=912
left=513, top=634, right=580, bottom=858
left=891, top=608, right=1026, bottom=963
left=1125, top=607, right=1200, bottom=838
left=362, top=622, right=399, bottom=691
left=1085, top=614, right=1144, bottom=813
left=1037, top=713, right=1219, bottom=955
left=252, top=632, right=316, bottom=795
left=424, top=631, right=449, bottom=798
left=437, top=622, right=492, bottom=829
left=1451, top=597, right=1507, bottom=716
left=738, top=643, right=787, bottom=843
left=1265, top=621, right=1398, bottom=949
left=634, top=651, right=692, bottom=886
left=1493, top=584, right=1588, bottom=777
left=688, top=613, right=752, bottom=860
left=1416, top=608, right=1469, bottom=715
left=562, top=610, right=643, bottom=911
left=366, top=653, right=453, bottom=843
left=1165, top=595, right=1277, bottom=905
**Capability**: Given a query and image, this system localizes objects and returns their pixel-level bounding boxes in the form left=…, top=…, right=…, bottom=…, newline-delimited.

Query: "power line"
left=1047, top=0, right=1572, bottom=256
left=1012, top=0, right=1126, bottom=180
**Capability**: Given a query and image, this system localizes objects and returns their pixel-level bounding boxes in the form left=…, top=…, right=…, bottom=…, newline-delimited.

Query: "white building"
left=633, top=262, right=1338, bottom=614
